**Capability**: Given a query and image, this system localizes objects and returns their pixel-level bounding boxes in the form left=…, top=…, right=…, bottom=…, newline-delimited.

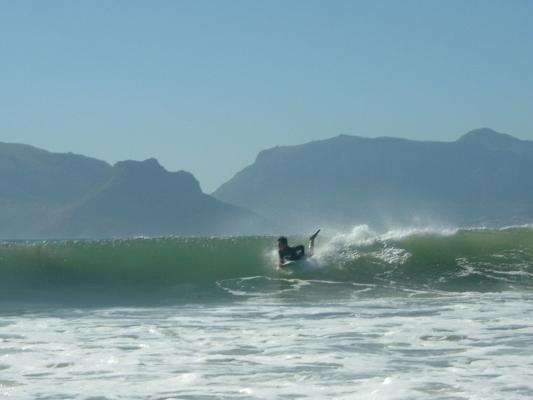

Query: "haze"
left=1, top=0, right=532, bottom=191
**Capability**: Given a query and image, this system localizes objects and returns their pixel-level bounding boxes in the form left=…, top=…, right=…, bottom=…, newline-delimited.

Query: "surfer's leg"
left=308, top=229, right=320, bottom=257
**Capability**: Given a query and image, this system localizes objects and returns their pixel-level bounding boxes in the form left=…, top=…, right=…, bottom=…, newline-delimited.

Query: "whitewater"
left=1, top=226, right=533, bottom=399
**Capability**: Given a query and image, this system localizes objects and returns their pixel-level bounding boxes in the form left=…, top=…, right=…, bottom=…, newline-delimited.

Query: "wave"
left=1, top=226, right=532, bottom=303
left=311, top=225, right=533, bottom=291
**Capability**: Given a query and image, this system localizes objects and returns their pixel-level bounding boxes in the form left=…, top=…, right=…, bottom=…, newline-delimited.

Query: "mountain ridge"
left=213, top=128, right=533, bottom=231
left=1, top=128, right=531, bottom=237
left=0, top=144, right=273, bottom=238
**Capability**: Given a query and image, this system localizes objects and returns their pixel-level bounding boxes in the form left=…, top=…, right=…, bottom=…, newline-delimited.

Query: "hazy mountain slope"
left=0, top=142, right=111, bottom=203
left=0, top=142, right=112, bottom=237
left=55, top=159, right=273, bottom=238
left=0, top=144, right=272, bottom=238
left=213, top=129, right=533, bottom=230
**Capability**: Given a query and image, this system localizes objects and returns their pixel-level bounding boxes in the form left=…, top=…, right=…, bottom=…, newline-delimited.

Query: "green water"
left=1, top=227, right=533, bottom=304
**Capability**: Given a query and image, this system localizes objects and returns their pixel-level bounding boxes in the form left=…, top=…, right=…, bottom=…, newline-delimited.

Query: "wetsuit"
left=279, top=245, right=305, bottom=263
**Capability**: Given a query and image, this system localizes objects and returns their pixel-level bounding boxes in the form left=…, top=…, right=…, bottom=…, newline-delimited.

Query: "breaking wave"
left=1, top=225, right=532, bottom=304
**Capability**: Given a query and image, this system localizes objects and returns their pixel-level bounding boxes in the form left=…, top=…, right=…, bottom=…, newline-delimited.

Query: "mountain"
left=0, top=142, right=111, bottom=203
left=0, top=143, right=272, bottom=238
left=213, top=129, right=533, bottom=230
left=59, top=159, right=271, bottom=237
left=0, top=142, right=112, bottom=237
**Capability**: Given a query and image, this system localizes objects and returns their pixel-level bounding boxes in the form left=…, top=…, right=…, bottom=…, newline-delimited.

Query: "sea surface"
left=1, top=226, right=533, bottom=399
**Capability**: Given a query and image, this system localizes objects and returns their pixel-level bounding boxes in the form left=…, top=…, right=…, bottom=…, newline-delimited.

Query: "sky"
left=1, top=0, right=532, bottom=192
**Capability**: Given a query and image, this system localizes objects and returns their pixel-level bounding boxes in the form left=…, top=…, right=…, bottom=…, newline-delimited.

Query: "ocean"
left=1, top=226, right=533, bottom=399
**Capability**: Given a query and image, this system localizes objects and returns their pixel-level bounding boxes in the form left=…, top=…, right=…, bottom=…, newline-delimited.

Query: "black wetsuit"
left=279, top=245, right=305, bottom=263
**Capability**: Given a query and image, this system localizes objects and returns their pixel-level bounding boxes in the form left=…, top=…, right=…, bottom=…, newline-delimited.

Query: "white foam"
left=2, top=291, right=533, bottom=399
left=311, top=224, right=453, bottom=268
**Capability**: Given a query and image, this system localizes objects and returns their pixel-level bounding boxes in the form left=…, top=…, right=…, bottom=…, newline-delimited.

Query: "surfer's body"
left=278, top=230, right=320, bottom=267
left=278, top=244, right=306, bottom=263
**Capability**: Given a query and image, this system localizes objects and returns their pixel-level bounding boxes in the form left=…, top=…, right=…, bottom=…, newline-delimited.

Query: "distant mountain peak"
left=456, top=128, right=533, bottom=157
left=457, top=128, right=518, bottom=144
left=114, top=157, right=163, bottom=171
left=110, top=158, right=201, bottom=194
left=0, top=141, right=50, bottom=156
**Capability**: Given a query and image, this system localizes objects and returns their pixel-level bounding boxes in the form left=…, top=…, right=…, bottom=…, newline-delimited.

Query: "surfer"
left=278, top=229, right=320, bottom=267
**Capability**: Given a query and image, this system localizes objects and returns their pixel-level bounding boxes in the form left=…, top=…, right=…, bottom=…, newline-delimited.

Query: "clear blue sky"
left=1, top=0, right=532, bottom=191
